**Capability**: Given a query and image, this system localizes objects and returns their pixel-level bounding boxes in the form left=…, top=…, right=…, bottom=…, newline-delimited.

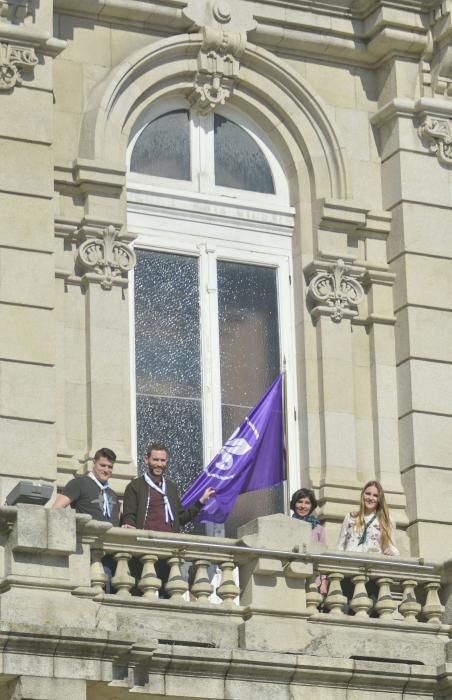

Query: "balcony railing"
left=72, top=513, right=445, bottom=627
left=1, top=505, right=451, bottom=697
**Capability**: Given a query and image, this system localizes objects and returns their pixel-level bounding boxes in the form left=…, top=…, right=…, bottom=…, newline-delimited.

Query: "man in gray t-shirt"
left=53, top=447, right=120, bottom=592
left=53, top=447, right=120, bottom=525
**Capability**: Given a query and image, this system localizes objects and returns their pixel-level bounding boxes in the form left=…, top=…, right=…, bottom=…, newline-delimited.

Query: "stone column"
left=237, top=514, right=314, bottom=653
left=54, top=163, right=137, bottom=486
left=372, top=45, right=452, bottom=557
left=0, top=0, right=65, bottom=499
left=303, top=202, right=407, bottom=543
left=304, top=252, right=365, bottom=522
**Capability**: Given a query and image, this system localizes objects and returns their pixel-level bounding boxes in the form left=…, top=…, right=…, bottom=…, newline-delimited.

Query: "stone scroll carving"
left=306, top=258, right=365, bottom=323
left=0, top=42, right=37, bottom=90
left=184, top=0, right=256, bottom=115
left=418, top=117, right=452, bottom=165
left=76, top=225, right=136, bottom=290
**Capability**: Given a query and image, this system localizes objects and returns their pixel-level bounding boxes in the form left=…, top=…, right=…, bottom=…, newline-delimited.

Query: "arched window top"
left=130, top=109, right=190, bottom=180
left=214, top=115, right=275, bottom=194
left=127, top=101, right=289, bottom=204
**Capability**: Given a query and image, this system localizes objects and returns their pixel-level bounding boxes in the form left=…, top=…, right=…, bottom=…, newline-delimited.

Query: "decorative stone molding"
left=305, top=257, right=365, bottom=323
left=188, top=26, right=246, bottom=115
left=418, top=116, right=452, bottom=165
left=184, top=0, right=256, bottom=115
left=0, top=0, right=29, bottom=23
left=423, top=1, right=452, bottom=98
left=76, top=224, right=136, bottom=290
left=0, top=41, right=37, bottom=90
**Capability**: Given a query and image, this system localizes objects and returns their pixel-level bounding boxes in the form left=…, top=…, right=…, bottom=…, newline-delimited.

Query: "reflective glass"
left=214, top=115, right=275, bottom=194
left=130, top=109, right=191, bottom=180
left=134, top=251, right=203, bottom=510
left=217, top=260, right=283, bottom=535
left=134, top=250, right=201, bottom=397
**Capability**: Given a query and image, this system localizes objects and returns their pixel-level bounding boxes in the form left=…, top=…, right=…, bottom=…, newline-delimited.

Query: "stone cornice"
left=0, top=22, right=66, bottom=57
left=371, top=95, right=452, bottom=127
left=52, top=0, right=436, bottom=67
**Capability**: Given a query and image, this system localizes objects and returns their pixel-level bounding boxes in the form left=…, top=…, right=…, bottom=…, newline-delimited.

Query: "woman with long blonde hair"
left=337, top=481, right=399, bottom=555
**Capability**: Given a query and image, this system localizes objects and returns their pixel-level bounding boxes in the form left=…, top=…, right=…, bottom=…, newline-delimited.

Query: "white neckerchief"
left=143, top=472, right=174, bottom=523
left=89, top=472, right=111, bottom=518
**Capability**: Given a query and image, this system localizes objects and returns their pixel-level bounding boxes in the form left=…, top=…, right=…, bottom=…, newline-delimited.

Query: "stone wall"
left=0, top=0, right=452, bottom=562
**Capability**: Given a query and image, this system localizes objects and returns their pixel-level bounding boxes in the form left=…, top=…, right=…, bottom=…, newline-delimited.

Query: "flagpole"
left=282, top=357, right=290, bottom=515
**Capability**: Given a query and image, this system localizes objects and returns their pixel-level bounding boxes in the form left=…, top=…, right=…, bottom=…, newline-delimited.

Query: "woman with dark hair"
left=290, top=488, right=325, bottom=544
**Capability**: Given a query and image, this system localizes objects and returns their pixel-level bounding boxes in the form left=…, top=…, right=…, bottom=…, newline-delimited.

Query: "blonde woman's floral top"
left=336, top=512, right=399, bottom=555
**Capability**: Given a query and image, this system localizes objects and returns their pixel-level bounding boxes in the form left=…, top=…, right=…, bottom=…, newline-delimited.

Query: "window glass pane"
left=134, top=250, right=203, bottom=503
left=214, top=115, right=275, bottom=194
left=217, top=260, right=282, bottom=535
left=130, top=109, right=190, bottom=180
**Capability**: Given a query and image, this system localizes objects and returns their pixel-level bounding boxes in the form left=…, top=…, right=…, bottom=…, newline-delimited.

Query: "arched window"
left=127, top=100, right=297, bottom=535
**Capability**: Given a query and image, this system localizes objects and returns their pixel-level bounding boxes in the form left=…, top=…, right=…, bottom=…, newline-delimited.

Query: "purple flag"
left=181, top=374, right=285, bottom=523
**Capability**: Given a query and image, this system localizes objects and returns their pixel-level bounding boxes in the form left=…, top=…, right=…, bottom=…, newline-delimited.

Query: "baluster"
left=111, top=552, right=134, bottom=597
left=90, top=548, right=107, bottom=594
left=165, top=556, right=189, bottom=600
left=324, top=572, right=347, bottom=615
left=375, top=577, right=396, bottom=620
left=191, top=559, right=213, bottom=602
left=423, top=581, right=444, bottom=624
left=350, top=574, right=372, bottom=617
left=399, top=579, right=421, bottom=622
left=217, top=561, right=240, bottom=606
left=306, top=575, right=323, bottom=615
left=138, top=554, right=161, bottom=599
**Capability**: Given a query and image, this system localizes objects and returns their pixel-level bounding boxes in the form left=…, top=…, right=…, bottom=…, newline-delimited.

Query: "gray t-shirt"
left=63, top=475, right=120, bottom=526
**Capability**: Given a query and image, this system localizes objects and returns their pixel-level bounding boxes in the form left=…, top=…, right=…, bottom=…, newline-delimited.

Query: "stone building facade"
left=1, top=0, right=452, bottom=698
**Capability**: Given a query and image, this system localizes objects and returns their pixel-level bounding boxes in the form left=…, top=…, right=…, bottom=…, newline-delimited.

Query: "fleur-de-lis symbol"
left=215, top=434, right=252, bottom=471
left=204, top=419, right=259, bottom=480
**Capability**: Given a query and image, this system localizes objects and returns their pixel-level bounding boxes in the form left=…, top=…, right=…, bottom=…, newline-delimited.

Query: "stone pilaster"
left=372, top=89, right=452, bottom=557
left=0, top=0, right=65, bottom=499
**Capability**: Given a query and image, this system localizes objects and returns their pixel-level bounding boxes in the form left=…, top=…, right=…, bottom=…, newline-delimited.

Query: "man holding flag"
left=122, top=442, right=215, bottom=532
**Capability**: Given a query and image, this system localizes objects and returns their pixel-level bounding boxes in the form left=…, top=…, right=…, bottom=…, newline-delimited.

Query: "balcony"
left=1, top=505, right=452, bottom=699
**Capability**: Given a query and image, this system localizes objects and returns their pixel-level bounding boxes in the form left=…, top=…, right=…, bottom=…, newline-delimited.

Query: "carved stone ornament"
left=76, top=225, right=136, bottom=290
left=188, top=26, right=246, bottom=115
left=0, top=42, right=37, bottom=90
left=424, top=1, right=452, bottom=97
left=418, top=116, right=452, bottom=165
left=306, top=258, right=365, bottom=323
left=184, top=0, right=256, bottom=115
left=0, top=0, right=29, bottom=24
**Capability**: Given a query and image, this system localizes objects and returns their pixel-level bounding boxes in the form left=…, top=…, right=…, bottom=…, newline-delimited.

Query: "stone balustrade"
left=72, top=512, right=445, bottom=626
left=0, top=505, right=446, bottom=628
left=0, top=503, right=451, bottom=697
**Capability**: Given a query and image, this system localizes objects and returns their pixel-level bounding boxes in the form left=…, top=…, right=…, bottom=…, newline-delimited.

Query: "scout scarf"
left=357, top=513, right=377, bottom=546
left=291, top=513, right=321, bottom=529
left=89, top=472, right=111, bottom=518
left=144, top=472, right=174, bottom=524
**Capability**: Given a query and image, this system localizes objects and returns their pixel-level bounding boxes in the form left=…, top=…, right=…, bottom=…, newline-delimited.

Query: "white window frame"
left=127, top=104, right=301, bottom=506
left=128, top=100, right=290, bottom=204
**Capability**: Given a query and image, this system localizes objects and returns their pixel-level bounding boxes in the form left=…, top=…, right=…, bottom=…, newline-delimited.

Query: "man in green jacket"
left=122, top=442, right=214, bottom=596
left=122, top=442, right=214, bottom=532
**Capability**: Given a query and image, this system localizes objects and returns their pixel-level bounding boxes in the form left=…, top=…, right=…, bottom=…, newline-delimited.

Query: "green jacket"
left=122, top=475, right=202, bottom=532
